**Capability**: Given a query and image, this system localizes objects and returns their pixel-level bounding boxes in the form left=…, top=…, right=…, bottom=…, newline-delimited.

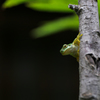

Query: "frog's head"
left=60, top=44, right=72, bottom=55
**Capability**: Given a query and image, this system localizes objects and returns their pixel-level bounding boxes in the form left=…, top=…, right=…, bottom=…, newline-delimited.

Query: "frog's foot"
left=77, top=33, right=82, bottom=39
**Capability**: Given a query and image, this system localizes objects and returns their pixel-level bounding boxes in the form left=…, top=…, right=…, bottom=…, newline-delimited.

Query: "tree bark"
left=69, top=0, right=100, bottom=100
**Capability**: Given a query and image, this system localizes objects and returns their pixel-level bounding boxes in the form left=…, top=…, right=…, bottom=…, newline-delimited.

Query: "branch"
left=68, top=4, right=82, bottom=15
left=69, top=0, right=100, bottom=100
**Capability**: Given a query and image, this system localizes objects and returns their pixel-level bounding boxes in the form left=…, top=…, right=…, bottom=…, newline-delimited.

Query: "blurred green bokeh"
left=2, top=0, right=100, bottom=38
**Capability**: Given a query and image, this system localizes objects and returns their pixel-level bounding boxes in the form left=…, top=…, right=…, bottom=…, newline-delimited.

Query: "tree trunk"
left=69, top=0, right=100, bottom=100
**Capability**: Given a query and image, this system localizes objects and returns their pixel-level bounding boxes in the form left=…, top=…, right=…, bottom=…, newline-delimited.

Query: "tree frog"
left=60, top=33, right=82, bottom=61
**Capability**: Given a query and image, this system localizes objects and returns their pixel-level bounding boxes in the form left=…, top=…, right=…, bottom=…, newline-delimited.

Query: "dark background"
left=0, top=1, right=79, bottom=100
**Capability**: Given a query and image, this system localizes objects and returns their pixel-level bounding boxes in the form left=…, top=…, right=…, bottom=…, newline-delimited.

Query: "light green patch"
left=31, top=16, right=79, bottom=38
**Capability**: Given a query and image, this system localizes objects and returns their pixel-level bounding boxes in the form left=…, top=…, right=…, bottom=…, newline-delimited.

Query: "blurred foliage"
left=32, top=16, right=79, bottom=38
left=2, top=0, right=100, bottom=38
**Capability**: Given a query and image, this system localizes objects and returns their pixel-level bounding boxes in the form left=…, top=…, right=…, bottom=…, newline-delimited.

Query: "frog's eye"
left=63, top=44, right=68, bottom=48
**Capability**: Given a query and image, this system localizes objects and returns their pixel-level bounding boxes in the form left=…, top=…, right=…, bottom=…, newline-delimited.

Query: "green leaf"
left=3, top=0, right=78, bottom=12
left=98, top=0, right=100, bottom=16
left=26, top=0, right=78, bottom=12
left=26, top=2, right=73, bottom=12
left=31, top=15, right=79, bottom=38
left=2, top=0, right=37, bottom=8
left=2, top=0, right=26, bottom=8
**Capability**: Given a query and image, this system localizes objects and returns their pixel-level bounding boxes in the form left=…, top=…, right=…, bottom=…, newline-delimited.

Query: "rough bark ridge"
left=69, top=0, right=100, bottom=100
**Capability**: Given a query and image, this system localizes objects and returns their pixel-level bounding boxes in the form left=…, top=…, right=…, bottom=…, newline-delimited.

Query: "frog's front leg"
left=73, top=33, right=82, bottom=46
left=75, top=33, right=82, bottom=62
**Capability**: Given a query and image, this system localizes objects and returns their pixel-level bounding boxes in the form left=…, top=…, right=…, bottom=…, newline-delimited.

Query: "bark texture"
left=69, top=0, right=100, bottom=100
